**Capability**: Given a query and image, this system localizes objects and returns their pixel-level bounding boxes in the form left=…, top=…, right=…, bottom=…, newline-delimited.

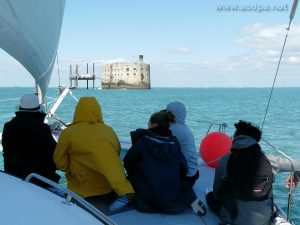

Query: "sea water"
left=0, top=87, right=299, bottom=223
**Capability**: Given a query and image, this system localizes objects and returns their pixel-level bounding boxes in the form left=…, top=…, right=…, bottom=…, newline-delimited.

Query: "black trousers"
left=205, top=191, right=223, bottom=215
left=85, top=192, right=118, bottom=215
left=185, top=170, right=199, bottom=186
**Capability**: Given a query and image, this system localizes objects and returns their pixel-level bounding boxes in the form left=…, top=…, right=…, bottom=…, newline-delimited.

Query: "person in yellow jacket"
left=54, top=97, right=134, bottom=212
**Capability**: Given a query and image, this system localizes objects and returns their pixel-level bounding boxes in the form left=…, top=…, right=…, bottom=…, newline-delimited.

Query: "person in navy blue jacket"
left=124, top=111, right=206, bottom=216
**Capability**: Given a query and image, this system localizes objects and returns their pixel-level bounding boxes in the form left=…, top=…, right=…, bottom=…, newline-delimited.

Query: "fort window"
left=126, top=68, right=129, bottom=71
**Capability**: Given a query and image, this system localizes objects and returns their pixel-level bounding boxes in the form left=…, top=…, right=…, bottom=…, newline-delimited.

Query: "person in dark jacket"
left=2, top=93, right=60, bottom=186
left=206, top=120, right=300, bottom=225
left=124, top=111, right=206, bottom=216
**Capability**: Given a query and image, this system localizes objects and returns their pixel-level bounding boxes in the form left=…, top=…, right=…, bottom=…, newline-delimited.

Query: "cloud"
left=64, top=58, right=128, bottom=65
left=235, top=23, right=300, bottom=64
left=150, top=22, right=300, bottom=87
left=167, top=47, right=191, bottom=54
left=97, top=58, right=128, bottom=64
left=288, top=56, right=300, bottom=64
left=151, top=23, right=300, bottom=87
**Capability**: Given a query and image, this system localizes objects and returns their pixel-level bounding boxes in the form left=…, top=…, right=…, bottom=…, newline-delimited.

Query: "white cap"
left=18, top=93, right=42, bottom=112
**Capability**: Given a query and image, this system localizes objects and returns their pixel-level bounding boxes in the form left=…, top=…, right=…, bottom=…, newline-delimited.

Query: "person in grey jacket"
left=206, top=120, right=300, bottom=225
left=165, top=101, right=199, bottom=185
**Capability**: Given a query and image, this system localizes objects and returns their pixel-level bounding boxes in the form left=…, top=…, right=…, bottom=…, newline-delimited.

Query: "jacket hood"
left=231, top=135, right=257, bottom=150
left=166, top=101, right=186, bottom=123
left=130, top=128, right=149, bottom=144
left=130, top=129, right=180, bottom=161
left=149, top=126, right=172, bottom=137
left=146, top=135, right=179, bottom=161
left=130, top=127, right=172, bottom=143
left=73, top=97, right=103, bottom=124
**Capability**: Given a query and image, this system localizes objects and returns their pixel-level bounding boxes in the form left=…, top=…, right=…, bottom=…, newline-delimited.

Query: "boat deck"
left=110, top=163, right=221, bottom=225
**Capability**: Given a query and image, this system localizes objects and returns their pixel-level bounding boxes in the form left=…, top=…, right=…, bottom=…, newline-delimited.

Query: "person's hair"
left=149, top=111, right=174, bottom=128
left=234, top=120, right=262, bottom=142
left=165, top=111, right=176, bottom=123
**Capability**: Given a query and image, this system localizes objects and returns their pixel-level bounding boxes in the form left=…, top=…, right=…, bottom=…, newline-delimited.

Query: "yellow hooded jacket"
left=54, top=97, right=134, bottom=198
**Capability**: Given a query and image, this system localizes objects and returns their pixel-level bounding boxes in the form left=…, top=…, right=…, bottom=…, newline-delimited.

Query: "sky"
left=0, top=0, right=300, bottom=88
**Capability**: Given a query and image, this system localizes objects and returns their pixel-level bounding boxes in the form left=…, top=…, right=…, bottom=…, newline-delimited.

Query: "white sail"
left=0, top=0, right=66, bottom=97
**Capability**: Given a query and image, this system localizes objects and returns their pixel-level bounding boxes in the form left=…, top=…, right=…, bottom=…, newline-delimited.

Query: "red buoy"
left=199, top=132, right=232, bottom=168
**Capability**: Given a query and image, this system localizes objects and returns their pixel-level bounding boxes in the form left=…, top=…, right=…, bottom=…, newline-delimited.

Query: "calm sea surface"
left=0, top=87, right=299, bottom=223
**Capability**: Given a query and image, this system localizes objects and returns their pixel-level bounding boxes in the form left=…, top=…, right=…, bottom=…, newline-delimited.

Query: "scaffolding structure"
left=69, top=63, right=95, bottom=89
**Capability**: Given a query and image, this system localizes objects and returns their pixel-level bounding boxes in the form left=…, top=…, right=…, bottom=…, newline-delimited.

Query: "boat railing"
left=199, top=121, right=228, bottom=135
left=262, top=138, right=296, bottom=223
left=24, top=173, right=117, bottom=225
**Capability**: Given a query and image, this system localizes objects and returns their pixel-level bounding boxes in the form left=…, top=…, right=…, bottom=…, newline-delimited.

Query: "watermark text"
left=216, top=4, right=289, bottom=13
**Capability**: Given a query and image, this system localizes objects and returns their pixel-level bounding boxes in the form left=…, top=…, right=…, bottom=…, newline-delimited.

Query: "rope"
left=45, top=96, right=58, bottom=100
left=261, top=19, right=293, bottom=131
left=56, top=0, right=62, bottom=87
left=199, top=156, right=223, bottom=167
left=69, top=90, right=79, bottom=102
left=46, top=99, right=58, bottom=107
left=57, top=55, right=61, bottom=87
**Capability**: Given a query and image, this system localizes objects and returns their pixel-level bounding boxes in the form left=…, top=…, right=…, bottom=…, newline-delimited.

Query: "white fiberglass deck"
left=0, top=172, right=109, bottom=225
left=110, top=163, right=221, bottom=225
left=0, top=143, right=290, bottom=225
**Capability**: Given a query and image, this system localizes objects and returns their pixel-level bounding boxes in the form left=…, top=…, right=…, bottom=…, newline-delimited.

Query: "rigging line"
left=55, top=0, right=62, bottom=88
left=57, top=0, right=62, bottom=87
left=45, top=96, right=57, bottom=100
left=261, top=24, right=291, bottom=130
left=261, top=27, right=289, bottom=130
left=261, top=0, right=298, bottom=130
left=199, top=156, right=223, bottom=167
left=57, top=54, right=61, bottom=87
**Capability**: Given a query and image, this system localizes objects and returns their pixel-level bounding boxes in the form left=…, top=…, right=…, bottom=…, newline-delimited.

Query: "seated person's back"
left=54, top=97, right=134, bottom=201
left=206, top=120, right=300, bottom=225
left=124, top=111, right=201, bottom=214
left=2, top=93, right=60, bottom=185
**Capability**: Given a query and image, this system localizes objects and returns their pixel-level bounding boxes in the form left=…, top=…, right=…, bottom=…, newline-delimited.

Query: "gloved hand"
left=108, top=194, right=135, bottom=215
